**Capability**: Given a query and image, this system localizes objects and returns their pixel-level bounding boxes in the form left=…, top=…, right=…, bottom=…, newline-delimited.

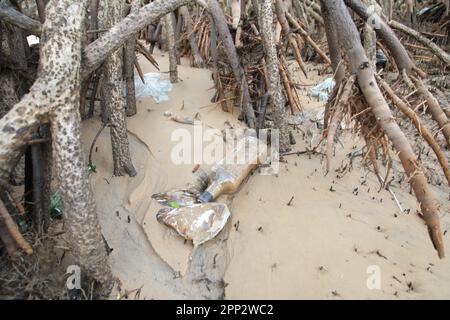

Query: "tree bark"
left=180, top=5, right=204, bottom=68
left=164, top=11, right=179, bottom=83
left=0, top=1, right=42, bottom=35
left=36, top=0, right=46, bottom=23
left=123, top=0, right=140, bottom=117
left=321, top=0, right=445, bottom=258
left=362, top=0, right=377, bottom=68
left=0, top=1, right=194, bottom=179
left=389, top=19, right=450, bottom=67
left=99, top=0, right=137, bottom=177
left=412, top=77, right=450, bottom=147
left=46, top=0, right=113, bottom=293
left=88, top=0, right=100, bottom=43
left=1, top=0, right=115, bottom=291
left=258, top=0, right=290, bottom=152
left=82, top=0, right=192, bottom=79
left=320, top=3, right=345, bottom=83
left=344, top=0, right=416, bottom=74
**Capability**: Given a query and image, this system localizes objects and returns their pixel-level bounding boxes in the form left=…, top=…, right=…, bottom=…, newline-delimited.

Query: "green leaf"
left=169, top=201, right=180, bottom=209
left=50, top=192, right=63, bottom=219
left=88, top=163, right=97, bottom=175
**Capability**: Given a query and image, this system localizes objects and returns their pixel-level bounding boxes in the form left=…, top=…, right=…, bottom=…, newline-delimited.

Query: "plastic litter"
left=376, top=50, right=388, bottom=68
left=152, top=169, right=209, bottom=208
left=152, top=189, right=200, bottom=208
left=156, top=203, right=231, bottom=246
left=134, top=73, right=172, bottom=103
left=309, top=77, right=336, bottom=101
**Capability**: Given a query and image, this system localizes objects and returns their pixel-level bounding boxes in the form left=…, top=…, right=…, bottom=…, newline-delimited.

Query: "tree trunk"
left=0, top=0, right=115, bottom=291
left=99, top=0, right=137, bottom=177
left=46, top=0, right=113, bottom=293
left=180, top=5, right=204, bottom=68
left=88, top=0, right=100, bottom=43
left=164, top=11, right=179, bottom=83
left=123, top=0, right=140, bottom=117
left=258, top=0, right=290, bottom=152
left=320, top=3, right=345, bottom=83
left=321, top=0, right=445, bottom=258
left=344, top=0, right=416, bottom=74
left=1, top=1, right=190, bottom=181
left=362, top=0, right=377, bottom=68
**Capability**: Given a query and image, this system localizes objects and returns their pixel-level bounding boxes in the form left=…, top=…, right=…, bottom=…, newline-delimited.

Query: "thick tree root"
left=379, top=78, right=450, bottom=187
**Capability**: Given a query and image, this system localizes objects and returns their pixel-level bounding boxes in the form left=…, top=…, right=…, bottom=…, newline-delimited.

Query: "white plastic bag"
left=309, top=77, right=336, bottom=101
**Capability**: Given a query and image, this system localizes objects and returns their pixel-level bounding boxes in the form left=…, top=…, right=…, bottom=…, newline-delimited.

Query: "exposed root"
left=326, top=75, right=355, bottom=172
left=379, top=77, right=450, bottom=187
left=0, top=198, right=33, bottom=256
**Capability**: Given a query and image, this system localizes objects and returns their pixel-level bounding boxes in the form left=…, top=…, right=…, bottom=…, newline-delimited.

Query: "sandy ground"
left=82, top=51, right=450, bottom=299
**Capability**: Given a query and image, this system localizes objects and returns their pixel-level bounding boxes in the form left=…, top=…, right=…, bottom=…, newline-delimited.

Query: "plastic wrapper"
left=134, top=73, right=172, bottom=103
left=152, top=189, right=200, bottom=208
left=309, top=77, right=335, bottom=101
left=151, top=169, right=210, bottom=207
left=156, top=203, right=231, bottom=246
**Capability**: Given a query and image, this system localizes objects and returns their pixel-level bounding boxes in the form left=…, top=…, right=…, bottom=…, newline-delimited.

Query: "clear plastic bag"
left=156, top=203, right=231, bottom=246
left=309, top=77, right=336, bottom=101
left=134, top=73, right=173, bottom=103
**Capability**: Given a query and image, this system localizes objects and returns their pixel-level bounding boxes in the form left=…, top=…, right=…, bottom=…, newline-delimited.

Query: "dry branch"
left=389, top=19, right=450, bottom=67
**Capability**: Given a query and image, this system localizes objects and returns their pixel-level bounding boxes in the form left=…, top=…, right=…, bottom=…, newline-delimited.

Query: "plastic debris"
left=309, top=77, right=336, bottom=101
left=156, top=203, right=231, bottom=246
left=134, top=73, right=172, bottom=103
left=170, top=115, right=200, bottom=125
left=152, top=189, right=200, bottom=208
left=376, top=50, right=388, bottom=69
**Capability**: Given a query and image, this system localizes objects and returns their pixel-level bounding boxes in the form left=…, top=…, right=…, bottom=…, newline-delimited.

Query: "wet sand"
left=82, top=50, right=450, bottom=299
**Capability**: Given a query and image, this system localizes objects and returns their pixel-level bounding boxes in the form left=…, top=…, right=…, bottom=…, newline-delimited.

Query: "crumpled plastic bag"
left=152, top=189, right=200, bottom=208
left=134, top=73, right=172, bottom=103
left=156, top=203, right=231, bottom=246
left=309, top=77, right=336, bottom=101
